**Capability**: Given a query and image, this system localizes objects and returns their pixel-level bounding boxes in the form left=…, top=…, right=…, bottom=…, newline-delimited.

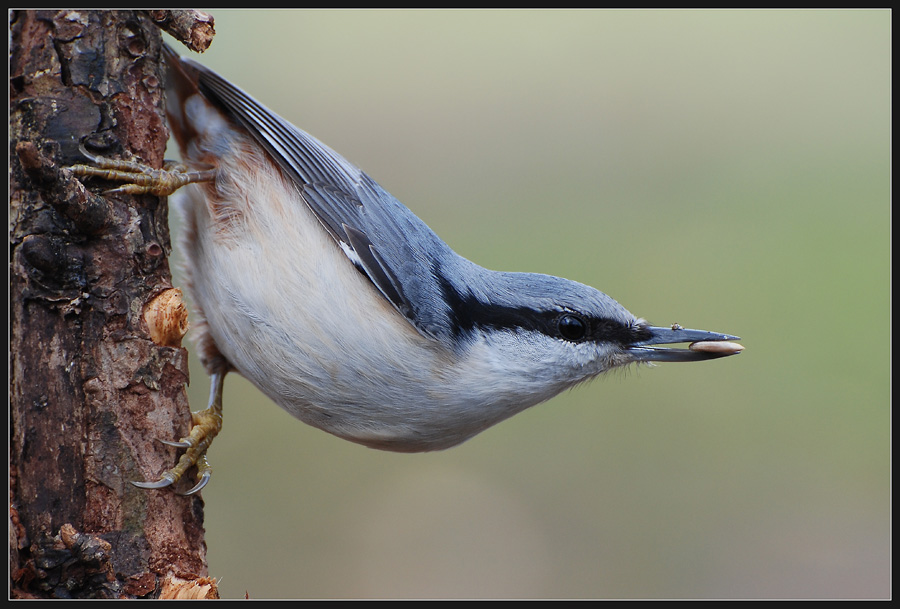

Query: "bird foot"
left=133, top=370, right=225, bottom=495
left=68, top=145, right=215, bottom=196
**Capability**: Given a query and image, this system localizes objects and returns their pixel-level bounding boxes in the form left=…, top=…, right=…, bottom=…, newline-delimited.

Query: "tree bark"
left=10, top=10, right=216, bottom=598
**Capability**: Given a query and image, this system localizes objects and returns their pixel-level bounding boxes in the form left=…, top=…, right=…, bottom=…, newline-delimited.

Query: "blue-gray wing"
left=182, top=57, right=461, bottom=343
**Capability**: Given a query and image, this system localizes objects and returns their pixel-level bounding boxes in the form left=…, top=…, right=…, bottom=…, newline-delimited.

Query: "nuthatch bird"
left=74, top=43, right=742, bottom=495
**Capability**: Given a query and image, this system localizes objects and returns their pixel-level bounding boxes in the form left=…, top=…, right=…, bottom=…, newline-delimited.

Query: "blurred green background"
left=163, top=9, right=889, bottom=599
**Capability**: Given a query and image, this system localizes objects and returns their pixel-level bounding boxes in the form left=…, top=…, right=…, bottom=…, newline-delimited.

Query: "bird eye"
left=557, top=313, right=587, bottom=341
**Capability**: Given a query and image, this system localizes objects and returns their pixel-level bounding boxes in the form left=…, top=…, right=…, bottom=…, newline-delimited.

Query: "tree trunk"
left=10, top=10, right=216, bottom=598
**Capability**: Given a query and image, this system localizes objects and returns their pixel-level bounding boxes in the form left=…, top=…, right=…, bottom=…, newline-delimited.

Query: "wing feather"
left=180, top=56, right=460, bottom=341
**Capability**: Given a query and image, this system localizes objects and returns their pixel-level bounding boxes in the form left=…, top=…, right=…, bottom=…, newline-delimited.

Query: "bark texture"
left=10, top=10, right=214, bottom=598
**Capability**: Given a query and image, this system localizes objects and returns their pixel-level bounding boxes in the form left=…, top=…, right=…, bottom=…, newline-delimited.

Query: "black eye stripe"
left=435, top=270, right=645, bottom=346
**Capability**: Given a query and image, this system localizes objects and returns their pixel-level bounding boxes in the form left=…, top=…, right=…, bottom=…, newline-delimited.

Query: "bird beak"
left=627, top=326, right=743, bottom=362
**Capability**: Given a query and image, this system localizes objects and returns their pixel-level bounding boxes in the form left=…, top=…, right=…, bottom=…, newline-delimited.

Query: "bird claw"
left=181, top=455, right=212, bottom=496
left=130, top=455, right=210, bottom=495
left=131, top=475, right=177, bottom=490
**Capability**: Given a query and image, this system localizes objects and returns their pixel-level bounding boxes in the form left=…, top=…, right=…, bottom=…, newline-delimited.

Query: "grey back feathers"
left=180, top=56, right=640, bottom=351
